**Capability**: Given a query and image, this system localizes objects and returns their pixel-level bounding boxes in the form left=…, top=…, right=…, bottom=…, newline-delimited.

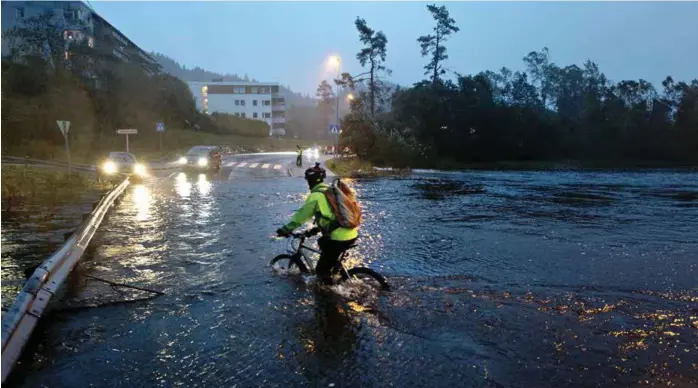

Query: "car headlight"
left=133, top=163, right=147, bottom=176
left=178, top=157, right=187, bottom=165
left=103, top=161, right=117, bottom=174
left=198, top=157, right=208, bottom=167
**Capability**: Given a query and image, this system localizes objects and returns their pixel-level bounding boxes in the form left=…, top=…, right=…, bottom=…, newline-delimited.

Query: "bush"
left=209, top=113, right=269, bottom=137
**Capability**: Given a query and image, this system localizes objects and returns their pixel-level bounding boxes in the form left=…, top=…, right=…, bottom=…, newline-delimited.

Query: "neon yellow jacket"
left=281, top=183, right=358, bottom=241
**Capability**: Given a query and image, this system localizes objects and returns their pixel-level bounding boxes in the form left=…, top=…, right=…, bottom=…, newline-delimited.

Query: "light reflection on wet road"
left=5, top=157, right=698, bottom=387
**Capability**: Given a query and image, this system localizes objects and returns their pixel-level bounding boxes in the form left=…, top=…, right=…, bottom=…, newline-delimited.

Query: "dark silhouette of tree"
left=355, top=17, right=389, bottom=118
left=417, top=4, right=460, bottom=84
left=315, top=80, right=336, bottom=135
left=340, top=43, right=698, bottom=167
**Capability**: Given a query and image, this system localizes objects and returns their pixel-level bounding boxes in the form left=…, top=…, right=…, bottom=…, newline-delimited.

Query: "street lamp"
left=347, top=93, right=354, bottom=101
left=328, top=55, right=340, bottom=69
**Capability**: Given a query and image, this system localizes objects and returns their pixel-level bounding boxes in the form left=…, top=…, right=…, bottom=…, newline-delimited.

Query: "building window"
left=251, top=87, right=258, bottom=94
left=64, top=9, right=81, bottom=20
left=235, top=100, right=240, bottom=106
left=263, top=100, right=271, bottom=106
left=234, top=87, right=245, bottom=94
left=88, top=36, right=95, bottom=48
left=253, top=100, right=258, bottom=106
left=16, top=7, right=25, bottom=18
left=253, top=112, right=258, bottom=118
left=263, top=112, right=271, bottom=119
left=240, top=100, right=246, bottom=106
left=241, top=113, right=246, bottom=118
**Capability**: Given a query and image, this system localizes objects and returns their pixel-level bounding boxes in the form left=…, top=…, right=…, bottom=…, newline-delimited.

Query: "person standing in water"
left=296, top=145, right=304, bottom=167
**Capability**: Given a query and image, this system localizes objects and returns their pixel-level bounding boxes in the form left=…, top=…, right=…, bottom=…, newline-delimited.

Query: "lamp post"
left=328, top=55, right=341, bottom=151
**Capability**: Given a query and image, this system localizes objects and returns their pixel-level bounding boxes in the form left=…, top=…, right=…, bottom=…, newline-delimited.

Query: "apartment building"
left=1, top=1, right=158, bottom=75
left=187, top=81, right=286, bottom=137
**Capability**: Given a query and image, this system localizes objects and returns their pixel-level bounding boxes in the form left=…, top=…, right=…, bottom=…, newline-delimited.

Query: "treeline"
left=1, top=11, right=268, bottom=160
left=151, top=52, right=320, bottom=110
left=339, top=5, right=698, bottom=167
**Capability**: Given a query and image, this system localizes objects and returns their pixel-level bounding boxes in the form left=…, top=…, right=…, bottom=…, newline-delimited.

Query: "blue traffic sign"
left=156, top=122, right=165, bottom=132
left=328, top=124, right=340, bottom=134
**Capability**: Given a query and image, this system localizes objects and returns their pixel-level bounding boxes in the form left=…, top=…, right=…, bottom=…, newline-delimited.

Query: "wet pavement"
left=3, top=156, right=698, bottom=387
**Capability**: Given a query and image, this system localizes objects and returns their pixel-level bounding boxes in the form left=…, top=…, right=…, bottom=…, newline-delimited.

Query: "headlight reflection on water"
left=197, top=174, right=211, bottom=196
left=132, top=185, right=151, bottom=221
left=175, top=172, right=192, bottom=198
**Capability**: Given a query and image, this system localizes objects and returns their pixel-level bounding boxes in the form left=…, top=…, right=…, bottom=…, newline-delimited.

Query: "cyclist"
left=276, top=163, right=358, bottom=285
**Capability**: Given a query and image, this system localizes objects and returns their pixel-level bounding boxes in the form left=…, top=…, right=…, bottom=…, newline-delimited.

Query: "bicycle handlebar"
left=290, top=228, right=320, bottom=239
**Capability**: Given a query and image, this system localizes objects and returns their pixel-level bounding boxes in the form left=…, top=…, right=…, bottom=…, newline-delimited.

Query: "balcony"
left=272, top=104, right=285, bottom=111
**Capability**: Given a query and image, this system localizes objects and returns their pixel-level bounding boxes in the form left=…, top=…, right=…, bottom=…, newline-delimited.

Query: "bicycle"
left=270, top=230, right=390, bottom=291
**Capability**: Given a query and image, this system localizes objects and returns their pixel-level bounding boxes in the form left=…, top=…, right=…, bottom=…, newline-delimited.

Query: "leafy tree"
left=417, top=4, right=460, bottom=84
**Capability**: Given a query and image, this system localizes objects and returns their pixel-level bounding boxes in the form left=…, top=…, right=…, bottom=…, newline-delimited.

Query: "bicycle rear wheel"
left=269, top=254, right=306, bottom=274
left=340, top=267, right=390, bottom=291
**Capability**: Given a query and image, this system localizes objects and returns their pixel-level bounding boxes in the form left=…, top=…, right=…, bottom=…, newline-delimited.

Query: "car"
left=99, top=152, right=148, bottom=183
left=324, top=145, right=336, bottom=155
left=178, top=146, right=222, bottom=173
left=306, top=145, right=320, bottom=160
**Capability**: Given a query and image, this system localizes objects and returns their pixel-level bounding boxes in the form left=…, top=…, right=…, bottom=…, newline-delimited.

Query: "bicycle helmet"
left=304, top=162, right=326, bottom=187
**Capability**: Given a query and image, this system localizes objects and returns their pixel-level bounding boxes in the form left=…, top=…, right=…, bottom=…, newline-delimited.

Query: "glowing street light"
left=328, top=55, right=340, bottom=69
left=347, top=93, right=355, bottom=101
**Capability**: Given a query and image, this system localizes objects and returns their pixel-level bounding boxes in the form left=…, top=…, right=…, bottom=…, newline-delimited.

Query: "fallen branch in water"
left=51, top=295, right=162, bottom=313
left=85, top=274, right=165, bottom=295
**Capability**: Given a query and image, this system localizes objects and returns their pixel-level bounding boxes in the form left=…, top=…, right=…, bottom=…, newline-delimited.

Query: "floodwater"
left=4, top=169, right=698, bottom=387
left=1, top=188, right=104, bottom=312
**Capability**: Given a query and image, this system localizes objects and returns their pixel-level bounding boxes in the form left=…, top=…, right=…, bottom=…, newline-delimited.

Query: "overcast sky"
left=90, top=1, right=698, bottom=96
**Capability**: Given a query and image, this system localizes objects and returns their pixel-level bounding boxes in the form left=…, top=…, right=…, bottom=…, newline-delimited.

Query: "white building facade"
left=187, top=81, right=286, bottom=136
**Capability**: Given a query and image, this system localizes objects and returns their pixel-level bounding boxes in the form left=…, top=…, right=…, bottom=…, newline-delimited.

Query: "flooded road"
left=1, top=187, right=105, bottom=312
left=5, top=159, right=698, bottom=387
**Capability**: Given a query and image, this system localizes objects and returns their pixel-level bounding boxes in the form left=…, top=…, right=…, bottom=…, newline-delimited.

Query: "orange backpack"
left=324, top=178, right=362, bottom=229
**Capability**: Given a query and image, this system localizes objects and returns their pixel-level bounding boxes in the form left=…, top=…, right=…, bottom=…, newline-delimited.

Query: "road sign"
left=329, top=124, right=340, bottom=134
left=117, top=129, right=137, bottom=151
left=156, top=122, right=165, bottom=133
left=56, top=120, right=70, bottom=137
left=56, top=120, right=71, bottom=173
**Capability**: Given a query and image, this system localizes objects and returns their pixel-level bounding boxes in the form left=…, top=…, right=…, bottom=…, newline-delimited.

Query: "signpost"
left=56, top=120, right=71, bottom=174
left=156, top=122, right=165, bottom=151
left=117, top=129, right=138, bottom=152
left=329, top=124, right=341, bottom=155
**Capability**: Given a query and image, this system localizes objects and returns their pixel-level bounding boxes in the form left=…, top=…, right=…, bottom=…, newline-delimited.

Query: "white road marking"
left=273, top=164, right=282, bottom=170
left=261, top=163, right=270, bottom=169
left=237, top=162, right=248, bottom=168
left=226, top=161, right=237, bottom=167
left=248, top=163, right=259, bottom=168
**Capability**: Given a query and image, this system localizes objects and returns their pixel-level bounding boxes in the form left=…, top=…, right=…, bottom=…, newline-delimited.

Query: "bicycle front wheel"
left=341, top=267, right=390, bottom=291
left=270, top=254, right=306, bottom=274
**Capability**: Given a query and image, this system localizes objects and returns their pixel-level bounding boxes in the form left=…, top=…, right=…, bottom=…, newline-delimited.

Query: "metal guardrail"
left=0, top=178, right=130, bottom=383
left=1, top=156, right=95, bottom=172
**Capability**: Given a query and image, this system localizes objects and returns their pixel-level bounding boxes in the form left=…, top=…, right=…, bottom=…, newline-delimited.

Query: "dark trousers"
left=296, top=155, right=302, bottom=167
left=316, top=236, right=357, bottom=285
